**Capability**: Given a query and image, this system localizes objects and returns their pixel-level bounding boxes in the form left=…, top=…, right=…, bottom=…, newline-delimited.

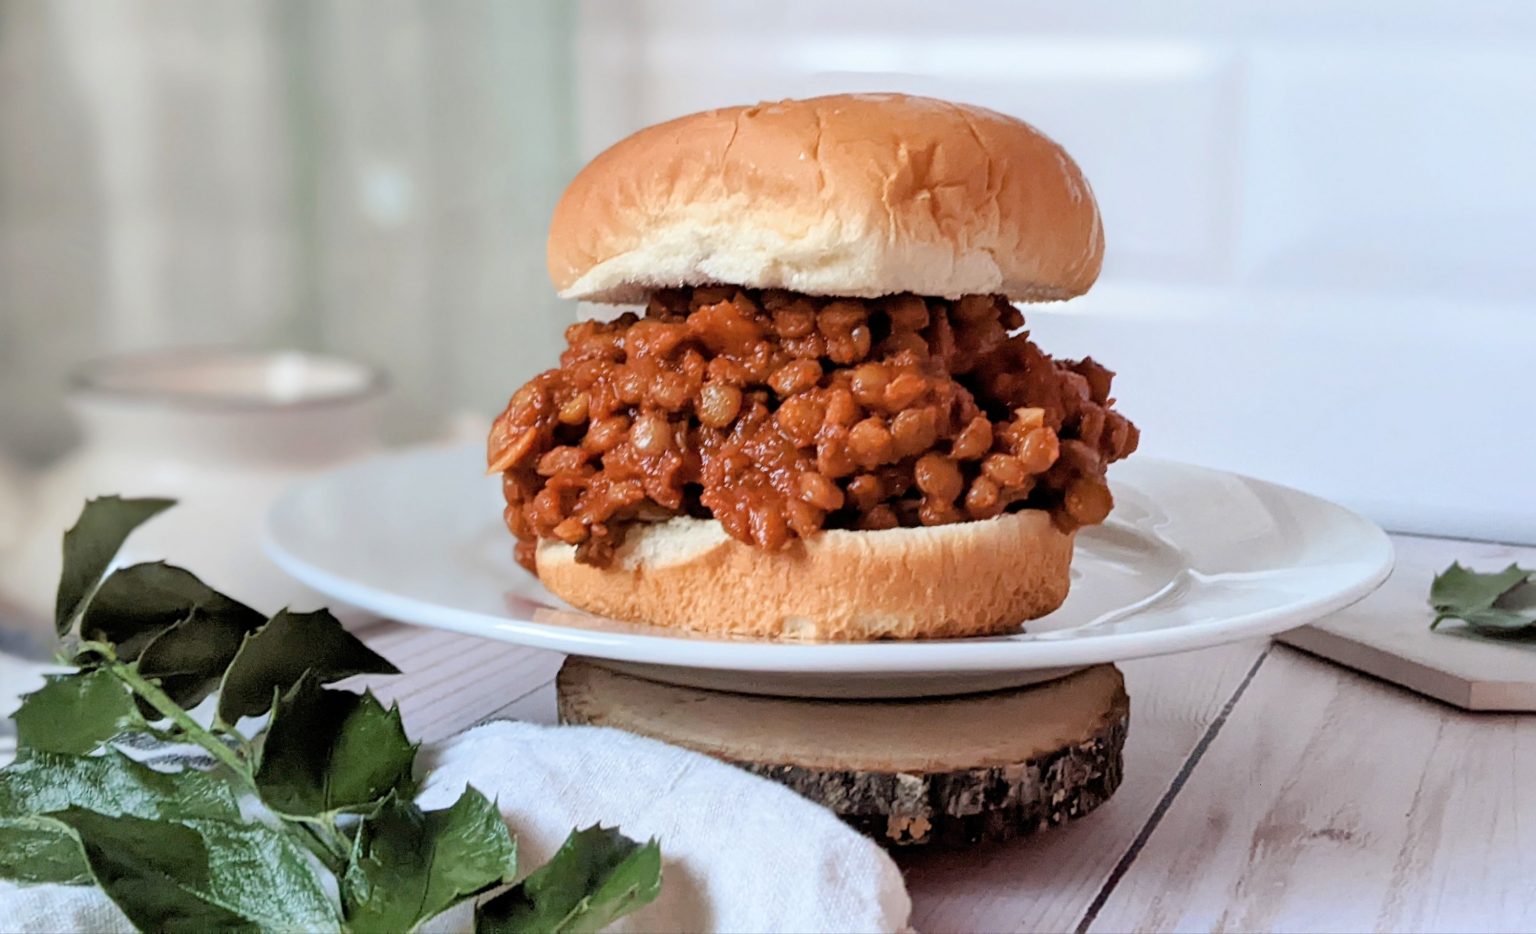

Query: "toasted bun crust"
left=548, top=93, right=1102, bottom=305
left=536, top=511, right=1074, bottom=642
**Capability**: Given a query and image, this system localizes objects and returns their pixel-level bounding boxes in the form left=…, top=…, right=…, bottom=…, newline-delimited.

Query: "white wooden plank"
left=486, top=681, right=560, bottom=726
left=1278, top=535, right=1536, bottom=711
left=1088, top=645, right=1536, bottom=933
left=898, top=638, right=1268, bottom=934
left=409, top=654, right=564, bottom=742
left=355, top=623, right=466, bottom=675
left=358, top=624, right=563, bottom=743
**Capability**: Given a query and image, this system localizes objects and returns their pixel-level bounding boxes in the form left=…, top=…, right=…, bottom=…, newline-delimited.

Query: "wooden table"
left=360, top=533, right=1536, bottom=933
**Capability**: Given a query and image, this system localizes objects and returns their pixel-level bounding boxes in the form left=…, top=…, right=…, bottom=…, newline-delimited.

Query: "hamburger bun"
left=548, top=92, right=1102, bottom=305
left=536, top=510, right=1074, bottom=642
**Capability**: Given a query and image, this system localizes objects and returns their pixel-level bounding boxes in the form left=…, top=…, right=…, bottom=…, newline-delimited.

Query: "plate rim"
left=264, top=445, right=1395, bottom=674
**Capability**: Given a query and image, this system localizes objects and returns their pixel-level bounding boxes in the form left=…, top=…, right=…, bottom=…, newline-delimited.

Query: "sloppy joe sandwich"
left=488, top=93, right=1138, bottom=641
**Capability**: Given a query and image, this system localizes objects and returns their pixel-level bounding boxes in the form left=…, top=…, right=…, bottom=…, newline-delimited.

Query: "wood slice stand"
left=556, top=659, right=1129, bottom=847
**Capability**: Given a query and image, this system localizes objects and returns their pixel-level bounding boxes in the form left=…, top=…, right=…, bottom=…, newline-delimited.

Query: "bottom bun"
left=536, top=511, right=1074, bottom=642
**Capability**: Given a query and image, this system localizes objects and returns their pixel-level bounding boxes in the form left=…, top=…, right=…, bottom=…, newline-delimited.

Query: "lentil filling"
left=489, top=287, right=1139, bottom=572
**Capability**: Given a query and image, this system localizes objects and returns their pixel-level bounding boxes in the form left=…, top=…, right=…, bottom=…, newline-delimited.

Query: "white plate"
left=265, top=444, right=1392, bottom=698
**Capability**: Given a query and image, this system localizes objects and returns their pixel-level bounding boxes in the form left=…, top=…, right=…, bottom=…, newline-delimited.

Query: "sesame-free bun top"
left=548, top=93, right=1103, bottom=304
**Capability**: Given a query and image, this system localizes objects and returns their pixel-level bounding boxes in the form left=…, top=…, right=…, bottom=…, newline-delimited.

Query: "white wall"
left=575, top=0, right=1536, bottom=542
left=0, top=0, right=575, bottom=464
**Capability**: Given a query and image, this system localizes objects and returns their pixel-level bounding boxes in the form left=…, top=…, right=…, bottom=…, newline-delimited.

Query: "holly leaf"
left=343, top=787, right=516, bottom=933
left=476, top=825, right=661, bottom=934
left=0, top=815, right=86, bottom=885
left=255, top=673, right=416, bottom=818
left=1447, top=607, right=1536, bottom=631
left=80, top=561, right=260, bottom=665
left=218, top=608, right=397, bottom=724
left=1430, top=562, right=1530, bottom=615
left=136, top=603, right=265, bottom=711
left=49, top=809, right=340, bottom=933
left=1496, top=580, right=1536, bottom=613
left=0, top=749, right=238, bottom=885
left=0, top=747, right=238, bottom=820
left=55, top=496, right=174, bottom=636
left=1430, top=562, right=1536, bottom=633
left=12, top=669, right=144, bottom=755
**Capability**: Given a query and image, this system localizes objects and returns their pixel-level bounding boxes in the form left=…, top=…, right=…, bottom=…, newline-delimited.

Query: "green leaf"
left=218, top=608, right=398, bottom=724
left=0, top=815, right=88, bottom=885
left=343, top=788, right=516, bottom=933
left=81, top=561, right=261, bottom=664
left=1445, top=607, right=1536, bottom=631
left=0, top=747, right=239, bottom=820
left=1430, top=561, right=1531, bottom=613
left=0, top=749, right=239, bottom=885
left=137, top=603, right=266, bottom=710
left=1429, top=562, right=1536, bottom=633
left=1496, top=580, right=1536, bottom=613
left=476, top=826, right=662, bottom=934
left=187, top=818, right=343, bottom=932
left=12, top=669, right=144, bottom=754
left=55, top=496, right=175, bottom=637
left=1441, top=623, right=1536, bottom=647
left=49, top=809, right=340, bottom=933
left=52, top=810, right=247, bottom=930
left=255, top=674, right=416, bottom=818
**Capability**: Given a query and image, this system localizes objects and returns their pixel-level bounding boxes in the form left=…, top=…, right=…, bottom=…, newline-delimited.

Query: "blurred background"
left=2, top=0, right=1533, bottom=550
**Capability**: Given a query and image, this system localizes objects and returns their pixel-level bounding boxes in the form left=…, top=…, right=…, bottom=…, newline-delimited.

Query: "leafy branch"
left=1, top=497, right=661, bottom=932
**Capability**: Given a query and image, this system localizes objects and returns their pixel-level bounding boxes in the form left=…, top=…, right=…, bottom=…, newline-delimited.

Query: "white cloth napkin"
left=0, top=720, right=912, bottom=933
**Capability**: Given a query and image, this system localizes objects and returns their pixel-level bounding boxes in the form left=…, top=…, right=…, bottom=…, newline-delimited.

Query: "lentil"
left=489, top=288, right=1139, bottom=572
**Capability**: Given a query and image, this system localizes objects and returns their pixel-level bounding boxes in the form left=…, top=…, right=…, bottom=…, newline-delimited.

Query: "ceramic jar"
left=0, top=349, right=385, bottom=648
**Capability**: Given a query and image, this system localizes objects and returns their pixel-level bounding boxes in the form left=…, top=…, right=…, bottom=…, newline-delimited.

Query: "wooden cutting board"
left=557, top=658, right=1129, bottom=846
left=1276, top=534, right=1536, bottom=711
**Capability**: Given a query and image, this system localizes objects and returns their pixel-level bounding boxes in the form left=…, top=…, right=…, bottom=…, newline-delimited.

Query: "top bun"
left=548, top=93, right=1103, bottom=305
